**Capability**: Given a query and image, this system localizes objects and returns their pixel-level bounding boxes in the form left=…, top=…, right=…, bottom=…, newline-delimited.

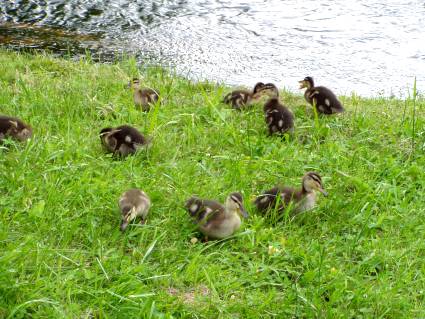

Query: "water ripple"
left=0, top=0, right=424, bottom=96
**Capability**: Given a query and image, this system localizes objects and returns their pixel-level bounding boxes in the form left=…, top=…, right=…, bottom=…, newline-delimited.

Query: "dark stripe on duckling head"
left=229, top=192, right=243, bottom=204
left=304, top=76, right=314, bottom=87
left=261, top=83, right=279, bottom=92
left=253, top=82, right=265, bottom=93
left=306, top=172, right=322, bottom=185
left=229, top=192, right=248, bottom=218
left=304, top=172, right=328, bottom=196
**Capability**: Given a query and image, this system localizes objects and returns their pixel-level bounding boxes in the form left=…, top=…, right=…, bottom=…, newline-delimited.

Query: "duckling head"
left=299, top=76, right=314, bottom=89
left=17, top=126, right=32, bottom=141
left=302, top=172, right=328, bottom=196
left=225, top=192, right=249, bottom=218
left=120, top=206, right=138, bottom=231
left=252, top=83, right=279, bottom=104
left=253, top=82, right=265, bottom=93
left=9, top=120, right=32, bottom=141
left=127, top=78, right=142, bottom=90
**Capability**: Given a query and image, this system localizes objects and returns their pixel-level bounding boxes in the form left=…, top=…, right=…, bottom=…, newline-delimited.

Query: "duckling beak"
left=298, top=80, right=307, bottom=89
left=120, top=219, right=129, bottom=232
left=318, top=187, right=328, bottom=197
left=239, top=206, right=249, bottom=218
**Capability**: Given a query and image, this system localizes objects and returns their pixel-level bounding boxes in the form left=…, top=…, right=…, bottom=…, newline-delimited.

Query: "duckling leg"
left=140, top=218, right=146, bottom=225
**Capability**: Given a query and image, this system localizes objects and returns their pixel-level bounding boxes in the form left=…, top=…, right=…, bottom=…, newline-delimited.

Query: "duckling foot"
left=140, top=219, right=146, bottom=225
left=203, top=236, right=209, bottom=243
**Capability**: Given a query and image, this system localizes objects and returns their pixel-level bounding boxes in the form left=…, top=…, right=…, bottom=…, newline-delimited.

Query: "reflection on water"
left=1, top=0, right=424, bottom=96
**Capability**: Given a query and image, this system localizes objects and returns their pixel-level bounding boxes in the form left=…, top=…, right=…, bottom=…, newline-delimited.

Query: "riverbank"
left=0, top=50, right=424, bottom=318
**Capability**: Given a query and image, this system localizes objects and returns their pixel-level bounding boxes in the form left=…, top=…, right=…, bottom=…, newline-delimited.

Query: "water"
left=1, top=0, right=424, bottom=97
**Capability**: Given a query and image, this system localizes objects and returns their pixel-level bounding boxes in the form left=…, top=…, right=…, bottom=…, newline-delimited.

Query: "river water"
left=1, top=0, right=424, bottom=97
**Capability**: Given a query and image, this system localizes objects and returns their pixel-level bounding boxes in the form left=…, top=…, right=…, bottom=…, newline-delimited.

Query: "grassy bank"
left=0, top=50, right=424, bottom=318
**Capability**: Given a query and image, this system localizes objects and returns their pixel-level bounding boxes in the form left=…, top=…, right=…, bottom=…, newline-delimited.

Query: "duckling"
left=118, top=188, right=151, bottom=231
left=299, top=77, right=344, bottom=114
left=185, top=192, right=249, bottom=240
left=254, top=172, right=328, bottom=216
left=128, top=78, right=160, bottom=112
left=99, top=125, right=150, bottom=157
left=263, top=98, right=295, bottom=136
left=223, top=82, right=279, bottom=110
left=0, top=115, right=32, bottom=143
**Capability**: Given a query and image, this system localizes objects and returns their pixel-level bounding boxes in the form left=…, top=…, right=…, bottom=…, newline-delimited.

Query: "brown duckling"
left=185, top=192, right=249, bottom=240
left=119, top=188, right=151, bottom=231
left=99, top=125, right=150, bottom=157
left=299, top=76, right=344, bottom=114
left=0, top=115, right=32, bottom=143
left=223, top=82, right=279, bottom=110
left=263, top=98, right=295, bottom=136
left=254, top=172, right=328, bottom=216
left=128, top=78, right=160, bottom=112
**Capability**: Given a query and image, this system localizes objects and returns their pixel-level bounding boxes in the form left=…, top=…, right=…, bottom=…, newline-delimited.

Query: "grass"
left=0, top=49, right=424, bottom=318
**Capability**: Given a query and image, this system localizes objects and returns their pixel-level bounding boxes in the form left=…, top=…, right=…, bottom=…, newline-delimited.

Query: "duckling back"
left=223, top=90, right=252, bottom=110
left=99, top=125, right=150, bottom=157
left=185, top=197, right=219, bottom=222
left=119, top=189, right=151, bottom=231
left=185, top=195, right=244, bottom=239
left=254, top=186, right=283, bottom=213
left=254, top=185, right=304, bottom=214
left=263, top=98, right=294, bottom=135
left=307, top=86, right=344, bottom=114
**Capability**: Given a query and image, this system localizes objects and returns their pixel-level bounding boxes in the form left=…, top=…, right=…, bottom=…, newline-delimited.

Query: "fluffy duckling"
left=128, top=78, right=160, bottom=112
left=0, top=115, right=32, bottom=143
left=185, top=192, right=249, bottom=240
left=223, top=82, right=279, bottom=110
left=119, top=189, right=151, bottom=231
left=254, top=172, right=328, bottom=216
left=99, top=125, right=150, bottom=157
left=299, top=77, right=344, bottom=114
left=263, top=98, right=294, bottom=136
